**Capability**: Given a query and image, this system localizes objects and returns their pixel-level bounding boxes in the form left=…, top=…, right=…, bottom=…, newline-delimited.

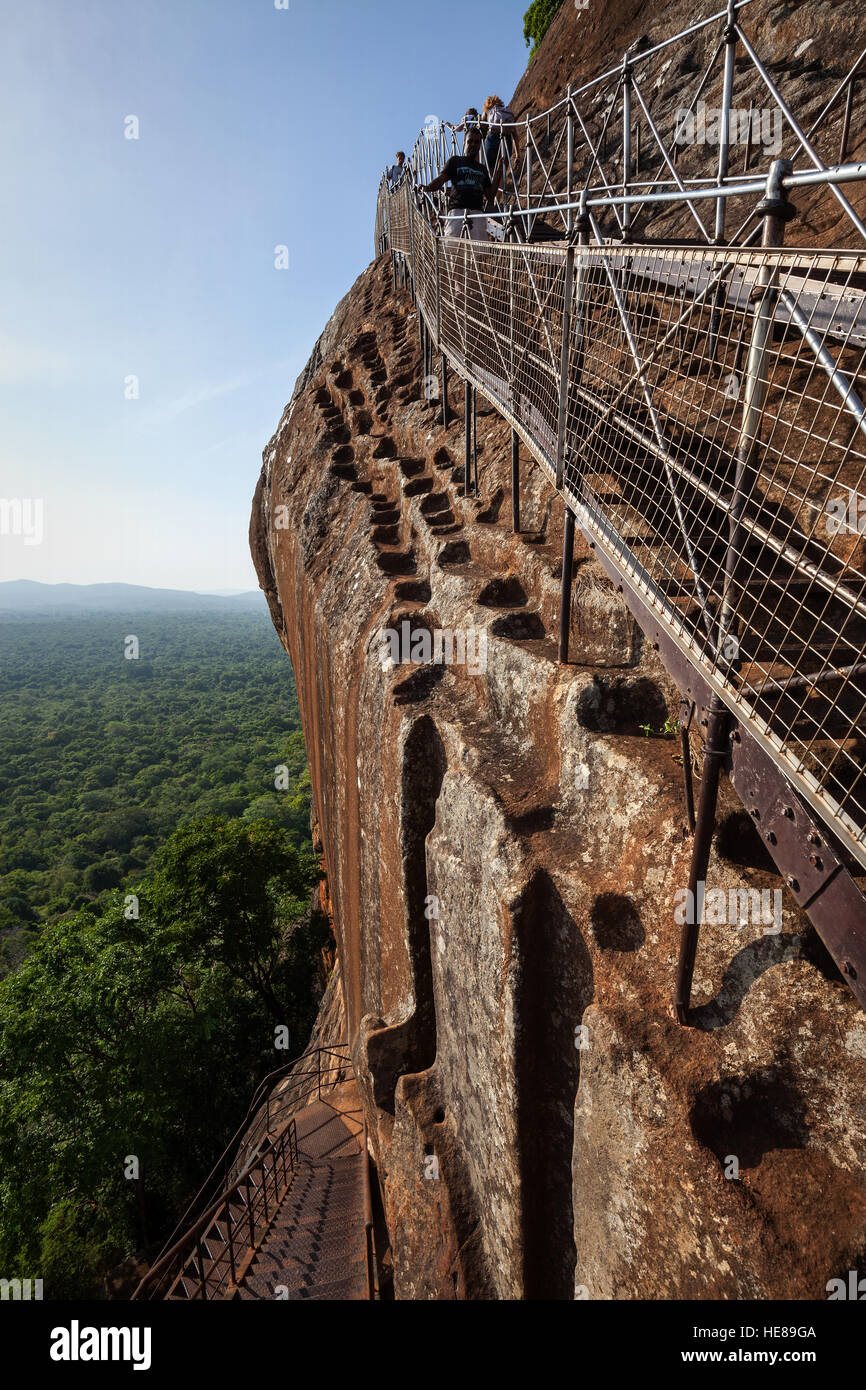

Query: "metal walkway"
left=377, top=0, right=866, bottom=1020
left=237, top=1098, right=368, bottom=1301
left=132, top=1046, right=377, bottom=1301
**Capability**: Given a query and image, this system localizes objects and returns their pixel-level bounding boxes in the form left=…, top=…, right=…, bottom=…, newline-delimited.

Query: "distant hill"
left=0, top=581, right=265, bottom=614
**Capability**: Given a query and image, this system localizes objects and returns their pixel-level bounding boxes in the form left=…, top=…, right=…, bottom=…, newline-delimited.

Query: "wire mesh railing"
left=393, top=0, right=866, bottom=249
left=376, top=0, right=866, bottom=1016
left=386, top=182, right=866, bottom=873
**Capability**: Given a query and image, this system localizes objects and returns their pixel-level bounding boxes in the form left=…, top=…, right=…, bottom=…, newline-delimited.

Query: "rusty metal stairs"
left=237, top=1099, right=368, bottom=1300
left=162, top=1099, right=367, bottom=1301
left=133, top=1046, right=378, bottom=1301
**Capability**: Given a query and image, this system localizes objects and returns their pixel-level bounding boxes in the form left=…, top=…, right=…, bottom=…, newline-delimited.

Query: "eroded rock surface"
left=251, top=251, right=866, bottom=1299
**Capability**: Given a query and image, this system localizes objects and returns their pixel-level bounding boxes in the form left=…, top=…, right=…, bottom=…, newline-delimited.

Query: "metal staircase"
left=131, top=1043, right=377, bottom=1301
left=376, top=0, right=866, bottom=1020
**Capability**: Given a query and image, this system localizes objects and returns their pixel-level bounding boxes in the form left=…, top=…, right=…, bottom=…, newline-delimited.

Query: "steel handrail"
left=132, top=1114, right=299, bottom=1300
left=376, top=8, right=866, bottom=1020
left=397, top=0, right=865, bottom=247
left=152, top=1042, right=349, bottom=1265
left=361, top=1121, right=376, bottom=1300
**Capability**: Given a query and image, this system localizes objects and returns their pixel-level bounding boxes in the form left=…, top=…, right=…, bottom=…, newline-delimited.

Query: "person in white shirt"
left=481, top=96, right=517, bottom=188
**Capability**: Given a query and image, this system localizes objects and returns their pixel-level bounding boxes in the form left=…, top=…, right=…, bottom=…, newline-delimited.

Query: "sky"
left=0, top=0, right=530, bottom=591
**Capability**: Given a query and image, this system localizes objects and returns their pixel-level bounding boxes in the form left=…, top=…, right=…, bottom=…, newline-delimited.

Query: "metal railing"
left=133, top=1042, right=351, bottom=1297
left=361, top=1121, right=377, bottom=1300
left=396, top=0, right=866, bottom=249
left=376, top=0, right=866, bottom=1020
left=132, top=1117, right=300, bottom=1301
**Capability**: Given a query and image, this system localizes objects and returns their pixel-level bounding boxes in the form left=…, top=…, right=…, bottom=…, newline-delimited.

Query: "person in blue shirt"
left=387, top=152, right=408, bottom=190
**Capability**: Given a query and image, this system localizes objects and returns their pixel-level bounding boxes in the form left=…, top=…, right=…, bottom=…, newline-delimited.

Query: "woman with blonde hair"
left=482, top=94, right=517, bottom=192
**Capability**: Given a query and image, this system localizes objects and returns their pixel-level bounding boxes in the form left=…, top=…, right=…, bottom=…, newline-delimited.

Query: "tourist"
left=447, top=107, right=481, bottom=148
left=387, top=151, right=408, bottom=190
left=421, top=128, right=492, bottom=241
left=481, top=95, right=517, bottom=182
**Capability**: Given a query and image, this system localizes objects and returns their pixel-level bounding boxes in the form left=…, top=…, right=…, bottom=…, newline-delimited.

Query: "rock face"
left=249, top=0, right=866, bottom=1301
left=251, top=250, right=866, bottom=1298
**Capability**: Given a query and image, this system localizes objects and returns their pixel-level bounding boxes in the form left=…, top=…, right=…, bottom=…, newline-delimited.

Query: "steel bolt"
left=765, top=830, right=776, bottom=845
left=808, top=853, right=823, bottom=871
left=782, top=806, right=794, bottom=819
left=786, top=874, right=799, bottom=892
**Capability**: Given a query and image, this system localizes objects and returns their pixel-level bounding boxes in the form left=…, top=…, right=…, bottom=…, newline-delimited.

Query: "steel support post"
left=673, top=695, right=731, bottom=1024
left=226, top=1200, right=236, bottom=1287
left=673, top=159, right=795, bottom=1025
left=464, top=380, right=472, bottom=495
left=441, top=352, right=449, bottom=428
left=435, top=235, right=442, bottom=347
left=709, top=3, right=737, bottom=362
left=472, top=385, right=478, bottom=494
left=408, top=187, right=415, bottom=271
left=719, top=160, right=794, bottom=642
left=622, top=62, right=632, bottom=242
left=246, top=1175, right=254, bottom=1248
left=525, top=114, right=532, bottom=233
left=559, top=507, right=576, bottom=663
left=680, top=699, right=697, bottom=835
left=566, top=85, right=574, bottom=237
left=555, top=246, right=575, bottom=489
left=571, top=200, right=590, bottom=396
left=511, top=429, right=520, bottom=533
left=714, top=3, right=737, bottom=245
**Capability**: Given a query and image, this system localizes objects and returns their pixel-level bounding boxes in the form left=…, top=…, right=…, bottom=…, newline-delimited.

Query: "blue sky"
left=0, top=0, right=529, bottom=590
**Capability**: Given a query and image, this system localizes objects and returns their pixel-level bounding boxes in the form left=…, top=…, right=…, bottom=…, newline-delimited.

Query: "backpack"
left=490, top=105, right=515, bottom=128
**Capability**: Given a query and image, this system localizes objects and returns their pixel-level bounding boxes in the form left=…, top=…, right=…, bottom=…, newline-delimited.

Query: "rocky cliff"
left=249, top=4, right=866, bottom=1300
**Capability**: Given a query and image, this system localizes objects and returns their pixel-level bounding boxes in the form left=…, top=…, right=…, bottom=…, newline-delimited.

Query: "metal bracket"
left=729, top=731, right=866, bottom=1010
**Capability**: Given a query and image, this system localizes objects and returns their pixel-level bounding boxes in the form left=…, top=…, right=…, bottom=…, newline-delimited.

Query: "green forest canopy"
left=0, top=609, right=312, bottom=974
left=0, top=816, right=330, bottom=1297
left=0, top=607, right=331, bottom=1295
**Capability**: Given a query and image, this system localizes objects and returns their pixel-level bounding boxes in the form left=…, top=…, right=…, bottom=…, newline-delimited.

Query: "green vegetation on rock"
left=523, top=0, right=565, bottom=59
